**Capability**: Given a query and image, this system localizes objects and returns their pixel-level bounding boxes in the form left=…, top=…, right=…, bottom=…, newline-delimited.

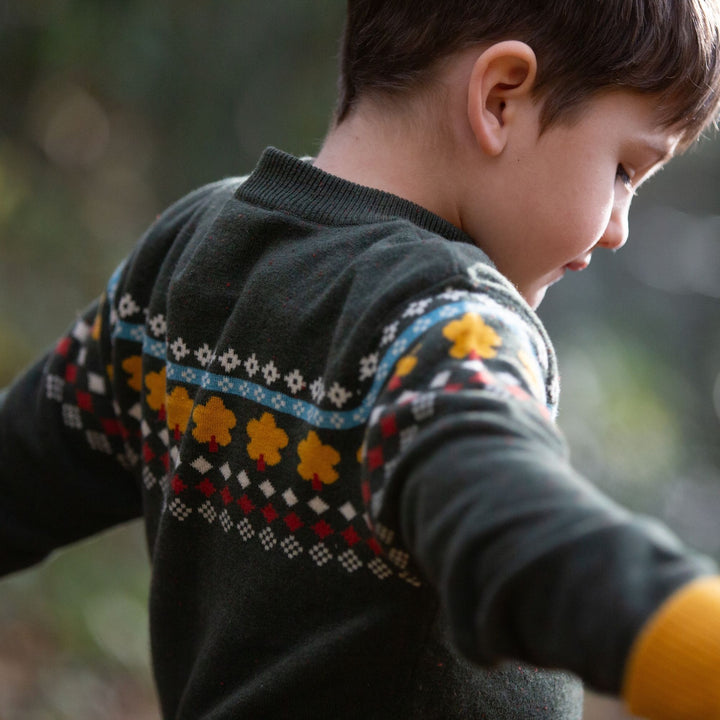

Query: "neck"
left=313, top=104, right=462, bottom=227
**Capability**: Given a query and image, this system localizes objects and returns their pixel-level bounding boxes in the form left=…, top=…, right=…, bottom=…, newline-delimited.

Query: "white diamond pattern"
left=192, top=456, right=213, bottom=474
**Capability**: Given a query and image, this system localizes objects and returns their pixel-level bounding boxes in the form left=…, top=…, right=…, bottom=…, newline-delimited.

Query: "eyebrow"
left=631, top=138, right=677, bottom=187
left=640, top=139, right=676, bottom=165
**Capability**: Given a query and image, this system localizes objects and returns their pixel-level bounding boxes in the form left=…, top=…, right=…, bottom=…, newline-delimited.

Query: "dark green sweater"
left=0, top=148, right=713, bottom=719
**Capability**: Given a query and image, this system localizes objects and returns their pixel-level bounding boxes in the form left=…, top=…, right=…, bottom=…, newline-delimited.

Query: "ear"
left=467, top=41, right=537, bottom=157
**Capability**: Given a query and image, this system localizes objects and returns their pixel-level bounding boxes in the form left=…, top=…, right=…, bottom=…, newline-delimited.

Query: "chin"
left=524, top=286, right=547, bottom=309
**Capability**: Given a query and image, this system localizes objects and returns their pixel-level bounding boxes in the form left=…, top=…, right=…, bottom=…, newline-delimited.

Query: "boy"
left=2, top=1, right=720, bottom=718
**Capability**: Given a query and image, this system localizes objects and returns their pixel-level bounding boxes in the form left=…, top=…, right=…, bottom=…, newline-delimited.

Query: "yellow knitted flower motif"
left=145, top=367, right=167, bottom=412
left=443, top=313, right=502, bottom=359
left=246, top=412, right=289, bottom=471
left=91, top=308, right=103, bottom=341
left=167, top=386, right=194, bottom=440
left=388, top=353, right=419, bottom=390
left=395, top=355, right=418, bottom=377
left=122, top=355, right=143, bottom=392
left=297, top=431, right=341, bottom=488
left=192, top=396, right=237, bottom=452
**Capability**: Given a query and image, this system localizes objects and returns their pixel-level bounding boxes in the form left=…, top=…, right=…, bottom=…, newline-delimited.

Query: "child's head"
left=320, top=1, right=720, bottom=309
left=337, top=0, right=720, bottom=148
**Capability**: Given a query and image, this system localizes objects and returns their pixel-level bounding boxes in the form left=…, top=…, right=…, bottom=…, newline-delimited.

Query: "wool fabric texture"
left=1, top=148, right=717, bottom=719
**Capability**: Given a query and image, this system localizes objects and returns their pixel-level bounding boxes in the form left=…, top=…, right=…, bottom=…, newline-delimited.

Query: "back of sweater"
left=1, top=149, right=712, bottom=718
left=127, top=152, right=581, bottom=717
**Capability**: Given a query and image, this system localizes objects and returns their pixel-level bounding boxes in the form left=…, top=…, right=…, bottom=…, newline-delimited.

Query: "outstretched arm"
left=362, top=286, right=720, bottom=719
left=0, top=296, right=143, bottom=576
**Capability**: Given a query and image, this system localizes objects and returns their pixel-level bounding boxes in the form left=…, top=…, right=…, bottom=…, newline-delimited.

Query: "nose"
left=597, top=200, right=630, bottom=251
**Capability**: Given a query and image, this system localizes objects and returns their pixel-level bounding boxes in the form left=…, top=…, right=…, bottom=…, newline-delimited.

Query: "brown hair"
left=337, top=0, right=720, bottom=146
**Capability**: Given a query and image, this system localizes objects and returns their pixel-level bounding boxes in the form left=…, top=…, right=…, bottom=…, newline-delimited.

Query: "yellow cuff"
left=623, top=576, right=720, bottom=720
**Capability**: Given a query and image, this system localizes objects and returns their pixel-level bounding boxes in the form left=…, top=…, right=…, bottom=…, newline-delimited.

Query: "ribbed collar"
left=237, top=147, right=476, bottom=246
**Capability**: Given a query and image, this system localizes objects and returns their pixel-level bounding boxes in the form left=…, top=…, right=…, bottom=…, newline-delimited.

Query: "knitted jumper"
left=1, top=148, right=718, bottom=720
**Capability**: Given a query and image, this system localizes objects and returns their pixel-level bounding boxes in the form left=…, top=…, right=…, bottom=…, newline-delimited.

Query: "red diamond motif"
left=361, top=481, right=371, bottom=504
left=261, top=504, right=278, bottom=523
left=238, top=494, right=255, bottom=515
left=470, top=370, right=493, bottom=386
left=367, top=538, right=384, bottom=556
left=341, top=526, right=361, bottom=547
left=56, top=337, right=72, bottom=357
left=380, top=413, right=398, bottom=438
left=143, top=443, right=155, bottom=463
left=220, top=487, right=233, bottom=506
left=101, top=418, right=123, bottom=436
left=313, top=520, right=334, bottom=539
left=284, top=512, right=303, bottom=532
left=367, top=446, right=384, bottom=471
left=75, top=390, right=93, bottom=412
left=196, top=479, right=216, bottom=498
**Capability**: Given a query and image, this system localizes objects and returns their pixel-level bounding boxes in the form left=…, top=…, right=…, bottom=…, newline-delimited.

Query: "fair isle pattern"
left=43, top=261, right=554, bottom=589
left=106, top=262, right=555, bottom=432
left=46, top=309, right=424, bottom=587
left=361, top=317, right=557, bottom=527
left=148, top=434, right=417, bottom=585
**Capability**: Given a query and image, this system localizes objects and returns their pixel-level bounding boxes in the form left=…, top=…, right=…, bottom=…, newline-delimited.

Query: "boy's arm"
left=0, top=177, right=241, bottom=578
left=0, top=294, right=143, bottom=576
left=362, top=286, right=720, bottom=719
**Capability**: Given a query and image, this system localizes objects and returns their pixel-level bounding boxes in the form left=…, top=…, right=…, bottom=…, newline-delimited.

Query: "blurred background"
left=0, top=2, right=718, bottom=718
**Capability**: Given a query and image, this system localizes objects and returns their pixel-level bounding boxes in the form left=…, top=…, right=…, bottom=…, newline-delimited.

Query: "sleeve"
left=0, top=178, right=242, bottom=578
left=0, top=290, right=142, bottom=576
left=360, top=284, right=720, bottom=708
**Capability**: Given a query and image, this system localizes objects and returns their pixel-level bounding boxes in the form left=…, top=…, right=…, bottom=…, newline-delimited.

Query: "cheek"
left=560, top=188, right=615, bottom=250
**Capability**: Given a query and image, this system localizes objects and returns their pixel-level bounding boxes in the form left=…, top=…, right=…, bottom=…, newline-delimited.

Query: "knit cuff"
left=623, top=576, right=720, bottom=720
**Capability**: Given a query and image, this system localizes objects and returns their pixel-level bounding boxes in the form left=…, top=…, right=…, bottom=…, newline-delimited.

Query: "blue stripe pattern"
left=110, top=303, right=501, bottom=429
left=106, top=262, right=548, bottom=429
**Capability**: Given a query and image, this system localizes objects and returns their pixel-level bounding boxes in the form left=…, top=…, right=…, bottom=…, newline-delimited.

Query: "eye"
left=616, top=164, right=634, bottom=190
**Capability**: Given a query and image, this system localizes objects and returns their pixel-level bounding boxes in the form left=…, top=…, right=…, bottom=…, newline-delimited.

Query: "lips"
left=564, top=256, right=591, bottom=272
